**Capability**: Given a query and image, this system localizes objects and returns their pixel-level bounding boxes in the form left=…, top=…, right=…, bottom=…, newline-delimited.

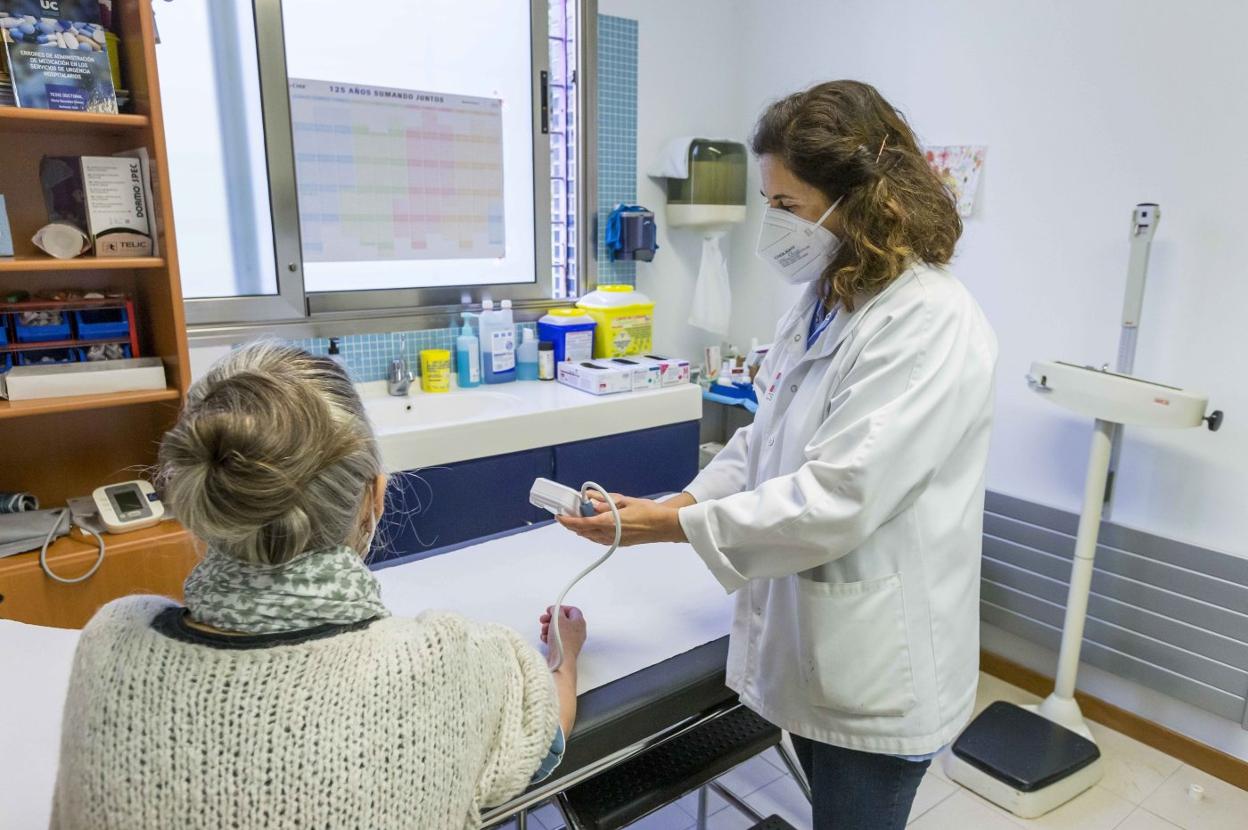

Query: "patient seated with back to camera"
left=49, top=342, right=585, bottom=830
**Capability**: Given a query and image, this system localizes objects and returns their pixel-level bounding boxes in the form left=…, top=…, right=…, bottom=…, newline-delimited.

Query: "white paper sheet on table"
left=376, top=523, right=735, bottom=694
left=0, top=619, right=81, bottom=830
left=0, top=525, right=734, bottom=828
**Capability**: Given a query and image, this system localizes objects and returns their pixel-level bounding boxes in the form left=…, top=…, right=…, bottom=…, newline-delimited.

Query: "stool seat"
left=558, top=704, right=780, bottom=830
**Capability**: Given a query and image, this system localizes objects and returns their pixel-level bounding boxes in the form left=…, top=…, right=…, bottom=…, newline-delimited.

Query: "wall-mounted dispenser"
left=649, top=138, right=749, bottom=336
left=661, top=139, right=748, bottom=229
left=604, top=204, right=658, bottom=262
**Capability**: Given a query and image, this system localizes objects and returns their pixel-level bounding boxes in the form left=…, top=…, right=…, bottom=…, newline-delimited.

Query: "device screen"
left=113, top=488, right=143, bottom=514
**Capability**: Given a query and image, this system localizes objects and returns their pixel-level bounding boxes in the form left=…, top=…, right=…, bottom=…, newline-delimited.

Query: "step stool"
left=749, top=817, right=797, bottom=830
left=556, top=704, right=808, bottom=830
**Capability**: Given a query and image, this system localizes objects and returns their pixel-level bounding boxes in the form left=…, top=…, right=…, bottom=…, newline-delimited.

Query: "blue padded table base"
left=559, top=704, right=780, bottom=830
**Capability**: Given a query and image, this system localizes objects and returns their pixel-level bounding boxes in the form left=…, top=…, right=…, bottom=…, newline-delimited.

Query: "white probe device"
left=528, top=478, right=622, bottom=671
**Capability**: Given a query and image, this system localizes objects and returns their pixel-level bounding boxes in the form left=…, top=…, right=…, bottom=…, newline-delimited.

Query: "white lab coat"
left=679, top=262, right=997, bottom=756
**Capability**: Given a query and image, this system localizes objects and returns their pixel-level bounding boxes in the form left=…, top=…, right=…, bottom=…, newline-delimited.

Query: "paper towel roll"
left=688, top=231, right=731, bottom=336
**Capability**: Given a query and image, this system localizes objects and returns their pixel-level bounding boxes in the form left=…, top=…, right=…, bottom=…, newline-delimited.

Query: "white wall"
left=599, top=0, right=749, bottom=362
left=719, top=0, right=1248, bottom=560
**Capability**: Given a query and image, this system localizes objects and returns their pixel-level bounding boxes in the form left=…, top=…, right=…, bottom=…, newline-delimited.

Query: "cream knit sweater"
left=50, top=595, right=560, bottom=830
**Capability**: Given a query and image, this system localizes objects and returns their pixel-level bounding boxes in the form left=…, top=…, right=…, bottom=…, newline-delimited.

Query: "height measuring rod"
left=1104, top=203, right=1160, bottom=514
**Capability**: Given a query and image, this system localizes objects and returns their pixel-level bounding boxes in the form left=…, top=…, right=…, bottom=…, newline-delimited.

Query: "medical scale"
left=945, top=204, right=1225, bottom=818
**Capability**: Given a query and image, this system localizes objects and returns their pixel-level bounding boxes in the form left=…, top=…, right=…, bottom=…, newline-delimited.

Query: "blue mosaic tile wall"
left=274, top=14, right=639, bottom=384
left=286, top=323, right=538, bottom=383
left=596, top=15, right=638, bottom=285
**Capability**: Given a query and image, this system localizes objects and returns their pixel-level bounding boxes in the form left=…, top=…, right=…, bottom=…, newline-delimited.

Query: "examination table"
left=0, top=518, right=807, bottom=829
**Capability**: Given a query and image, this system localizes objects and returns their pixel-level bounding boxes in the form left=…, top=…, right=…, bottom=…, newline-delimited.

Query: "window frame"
left=184, top=0, right=597, bottom=332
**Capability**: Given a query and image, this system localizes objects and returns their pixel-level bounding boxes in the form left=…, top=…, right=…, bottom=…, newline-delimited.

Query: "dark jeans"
left=790, top=735, right=930, bottom=830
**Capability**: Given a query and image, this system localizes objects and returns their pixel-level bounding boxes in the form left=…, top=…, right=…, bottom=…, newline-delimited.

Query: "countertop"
left=358, top=378, right=702, bottom=470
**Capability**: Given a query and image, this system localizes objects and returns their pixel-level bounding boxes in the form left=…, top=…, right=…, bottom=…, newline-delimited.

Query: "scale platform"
left=945, top=702, right=1103, bottom=818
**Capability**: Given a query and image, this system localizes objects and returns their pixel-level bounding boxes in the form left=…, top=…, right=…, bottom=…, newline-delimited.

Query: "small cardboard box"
left=637, top=354, right=692, bottom=386
left=0, top=357, right=166, bottom=401
left=605, top=357, right=661, bottom=391
left=556, top=360, right=632, bottom=396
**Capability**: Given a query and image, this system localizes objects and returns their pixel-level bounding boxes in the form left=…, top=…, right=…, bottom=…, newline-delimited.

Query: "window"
left=549, top=0, right=580, bottom=300
left=155, top=0, right=592, bottom=328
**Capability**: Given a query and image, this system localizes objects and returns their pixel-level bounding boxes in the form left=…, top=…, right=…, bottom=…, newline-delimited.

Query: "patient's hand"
left=540, top=605, right=587, bottom=660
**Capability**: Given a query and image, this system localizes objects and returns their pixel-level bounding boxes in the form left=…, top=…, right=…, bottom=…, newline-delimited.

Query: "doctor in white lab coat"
left=559, top=80, right=997, bottom=829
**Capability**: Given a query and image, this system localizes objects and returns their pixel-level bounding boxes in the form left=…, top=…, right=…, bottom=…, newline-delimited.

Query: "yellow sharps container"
left=575, top=285, right=655, bottom=358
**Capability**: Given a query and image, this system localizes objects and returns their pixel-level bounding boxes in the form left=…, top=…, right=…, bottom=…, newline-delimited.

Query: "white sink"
left=356, top=380, right=703, bottom=471
left=366, top=390, right=523, bottom=432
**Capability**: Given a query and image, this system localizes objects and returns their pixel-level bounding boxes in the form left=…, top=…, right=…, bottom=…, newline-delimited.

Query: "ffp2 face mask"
left=755, top=198, right=842, bottom=285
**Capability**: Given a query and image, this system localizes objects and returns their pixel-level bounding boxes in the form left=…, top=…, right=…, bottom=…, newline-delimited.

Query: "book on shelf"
left=1, top=1, right=117, bottom=113
left=0, top=193, right=13, bottom=257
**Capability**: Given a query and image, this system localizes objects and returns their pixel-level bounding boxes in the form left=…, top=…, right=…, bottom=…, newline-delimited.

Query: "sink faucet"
left=387, top=336, right=414, bottom=396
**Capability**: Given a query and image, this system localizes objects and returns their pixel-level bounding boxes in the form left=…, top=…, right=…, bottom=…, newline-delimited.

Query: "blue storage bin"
left=73, top=307, right=131, bottom=340
left=0, top=314, right=8, bottom=347
left=17, top=347, right=78, bottom=366
left=0, top=353, right=10, bottom=375
left=538, top=309, right=597, bottom=365
left=13, top=311, right=71, bottom=343
left=77, top=343, right=132, bottom=362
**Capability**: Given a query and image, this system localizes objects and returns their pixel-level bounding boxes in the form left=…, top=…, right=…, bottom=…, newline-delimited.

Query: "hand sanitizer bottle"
left=479, top=300, right=516, bottom=384
left=456, top=314, right=481, bottom=388
left=516, top=327, right=539, bottom=381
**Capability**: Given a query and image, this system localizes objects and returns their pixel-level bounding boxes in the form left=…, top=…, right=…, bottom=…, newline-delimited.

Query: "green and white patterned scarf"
left=183, top=545, right=390, bottom=635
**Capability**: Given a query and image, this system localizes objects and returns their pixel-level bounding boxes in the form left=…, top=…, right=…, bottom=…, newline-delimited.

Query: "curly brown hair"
left=750, top=80, right=961, bottom=310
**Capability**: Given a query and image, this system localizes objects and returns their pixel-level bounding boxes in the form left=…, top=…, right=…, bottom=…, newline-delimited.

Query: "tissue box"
left=556, top=360, right=632, bottom=396
left=0, top=357, right=165, bottom=401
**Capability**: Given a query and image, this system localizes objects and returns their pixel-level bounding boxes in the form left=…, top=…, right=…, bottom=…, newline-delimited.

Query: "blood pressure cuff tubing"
left=0, top=509, right=69, bottom=559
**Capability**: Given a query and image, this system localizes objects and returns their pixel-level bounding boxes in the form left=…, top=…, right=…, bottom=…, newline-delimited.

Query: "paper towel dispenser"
left=665, top=139, right=748, bottom=229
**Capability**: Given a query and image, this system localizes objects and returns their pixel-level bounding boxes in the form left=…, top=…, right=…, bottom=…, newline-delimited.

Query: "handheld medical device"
left=945, top=208, right=1225, bottom=819
left=528, top=478, right=622, bottom=670
left=530, top=478, right=598, bottom=519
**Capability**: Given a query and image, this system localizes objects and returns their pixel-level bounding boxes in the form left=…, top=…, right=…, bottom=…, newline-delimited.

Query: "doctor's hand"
left=556, top=492, right=689, bottom=547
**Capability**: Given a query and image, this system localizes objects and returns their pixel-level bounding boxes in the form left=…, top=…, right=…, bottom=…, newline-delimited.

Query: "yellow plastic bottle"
left=576, top=285, right=655, bottom=357
left=419, top=349, right=452, bottom=393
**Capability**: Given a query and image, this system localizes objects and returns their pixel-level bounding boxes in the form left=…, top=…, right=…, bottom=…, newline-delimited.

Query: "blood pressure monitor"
left=91, top=480, right=164, bottom=534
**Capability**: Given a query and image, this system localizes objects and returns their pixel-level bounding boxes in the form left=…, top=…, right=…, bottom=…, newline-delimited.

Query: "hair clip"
left=875, top=135, right=889, bottom=164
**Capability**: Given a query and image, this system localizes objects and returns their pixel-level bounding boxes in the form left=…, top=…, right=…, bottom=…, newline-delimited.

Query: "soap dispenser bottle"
left=456, top=314, right=481, bottom=388
left=479, top=299, right=516, bottom=384
left=516, top=327, right=539, bottom=381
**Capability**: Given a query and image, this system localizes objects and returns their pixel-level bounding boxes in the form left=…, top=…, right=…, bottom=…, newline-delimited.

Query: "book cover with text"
left=1, top=3, right=116, bottom=112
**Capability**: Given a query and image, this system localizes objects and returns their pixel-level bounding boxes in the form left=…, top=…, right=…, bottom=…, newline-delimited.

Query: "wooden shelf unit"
left=0, top=107, right=150, bottom=133
left=0, top=0, right=196, bottom=628
left=0, top=521, right=199, bottom=628
left=0, top=255, right=165, bottom=272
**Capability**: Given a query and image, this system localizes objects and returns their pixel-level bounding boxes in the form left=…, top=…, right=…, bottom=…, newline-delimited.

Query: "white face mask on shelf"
left=755, top=198, right=843, bottom=285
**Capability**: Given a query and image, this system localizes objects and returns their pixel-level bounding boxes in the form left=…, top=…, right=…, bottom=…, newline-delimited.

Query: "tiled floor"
left=497, top=672, right=1248, bottom=830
